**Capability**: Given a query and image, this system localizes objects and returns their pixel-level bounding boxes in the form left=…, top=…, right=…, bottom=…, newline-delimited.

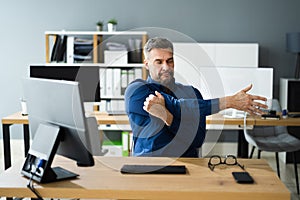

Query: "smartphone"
left=232, top=172, right=254, bottom=184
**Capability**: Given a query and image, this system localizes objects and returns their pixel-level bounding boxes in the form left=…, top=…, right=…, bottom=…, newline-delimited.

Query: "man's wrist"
left=219, top=96, right=233, bottom=110
left=164, top=110, right=173, bottom=126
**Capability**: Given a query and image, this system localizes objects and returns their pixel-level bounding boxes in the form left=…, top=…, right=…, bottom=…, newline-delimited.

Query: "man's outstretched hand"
left=220, top=84, right=268, bottom=115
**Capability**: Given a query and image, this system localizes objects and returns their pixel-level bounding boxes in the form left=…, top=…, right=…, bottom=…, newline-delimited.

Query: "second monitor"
left=30, top=64, right=100, bottom=102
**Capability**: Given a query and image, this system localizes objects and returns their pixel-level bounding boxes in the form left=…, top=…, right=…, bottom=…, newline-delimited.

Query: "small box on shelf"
left=104, top=50, right=128, bottom=65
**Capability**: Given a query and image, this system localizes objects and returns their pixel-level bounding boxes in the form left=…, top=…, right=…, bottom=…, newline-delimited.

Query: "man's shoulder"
left=125, top=79, right=154, bottom=99
left=129, top=78, right=147, bottom=86
left=126, top=79, right=161, bottom=93
left=126, top=79, right=149, bottom=92
left=174, top=82, right=202, bottom=98
left=175, top=82, right=198, bottom=90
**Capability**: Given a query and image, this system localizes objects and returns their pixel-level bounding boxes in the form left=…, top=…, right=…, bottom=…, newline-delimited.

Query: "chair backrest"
left=271, top=99, right=281, bottom=112
left=243, top=99, right=287, bottom=147
left=271, top=99, right=290, bottom=136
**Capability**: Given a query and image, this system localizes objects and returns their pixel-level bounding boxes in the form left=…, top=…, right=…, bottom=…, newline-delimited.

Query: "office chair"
left=243, top=99, right=300, bottom=194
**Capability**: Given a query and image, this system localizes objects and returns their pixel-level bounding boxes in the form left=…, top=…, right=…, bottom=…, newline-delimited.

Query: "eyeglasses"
left=208, top=155, right=245, bottom=171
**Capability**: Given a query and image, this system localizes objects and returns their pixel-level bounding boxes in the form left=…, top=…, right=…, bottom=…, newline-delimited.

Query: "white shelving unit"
left=45, top=30, right=148, bottom=79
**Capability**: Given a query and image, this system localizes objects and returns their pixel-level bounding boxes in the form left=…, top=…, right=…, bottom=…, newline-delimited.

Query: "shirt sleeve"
left=125, top=81, right=220, bottom=138
left=161, top=87, right=220, bottom=118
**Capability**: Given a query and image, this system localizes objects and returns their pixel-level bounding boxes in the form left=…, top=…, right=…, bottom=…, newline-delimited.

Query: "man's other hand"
left=143, top=91, right=173, bottom=126
left=220, top=84, right=268, bottom=115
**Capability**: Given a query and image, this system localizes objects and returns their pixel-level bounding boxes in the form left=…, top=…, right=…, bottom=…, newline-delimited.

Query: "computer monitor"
left=29, top=64, right=100, bottom=102
left=21, top=77, right=101, bottom=183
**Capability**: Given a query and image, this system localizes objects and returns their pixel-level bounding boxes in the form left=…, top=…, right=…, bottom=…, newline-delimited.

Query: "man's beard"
left=159, top=71, right=175, bottom=87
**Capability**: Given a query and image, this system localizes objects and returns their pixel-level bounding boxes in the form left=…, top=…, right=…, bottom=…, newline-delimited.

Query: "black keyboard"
left=120, top=164, right=187, bottom=174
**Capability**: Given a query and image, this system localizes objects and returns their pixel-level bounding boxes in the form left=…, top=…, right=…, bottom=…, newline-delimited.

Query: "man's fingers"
left=252, top=101, right=268, bottom=109
left=155, top=91, right=163, bottom=98
left=242, top=84, right=253, bottom=93
left=148, top=94, right=155, bottom=99
left=250, top=94, right=267, bottom=102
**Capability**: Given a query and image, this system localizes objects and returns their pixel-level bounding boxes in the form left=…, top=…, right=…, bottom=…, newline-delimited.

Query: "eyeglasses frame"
left=208, top=155, right=245, bottom=171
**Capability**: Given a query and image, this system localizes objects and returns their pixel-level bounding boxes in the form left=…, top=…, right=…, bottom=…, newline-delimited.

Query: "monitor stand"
left=21, top=123, right=78, bottom=183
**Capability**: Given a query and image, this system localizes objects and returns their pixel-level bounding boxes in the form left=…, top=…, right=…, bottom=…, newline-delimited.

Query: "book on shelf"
left=50, top=35, right=62, bottom=62
left=55, top=35, right=67, bottom=62
left=50, top=35, right=67, bottom=62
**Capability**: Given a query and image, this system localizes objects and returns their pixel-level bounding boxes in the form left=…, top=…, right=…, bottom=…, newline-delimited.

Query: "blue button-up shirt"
left=125, top=77, right=220, bottom=157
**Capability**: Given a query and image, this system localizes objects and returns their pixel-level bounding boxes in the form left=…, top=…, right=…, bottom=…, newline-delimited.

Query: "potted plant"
left=96, top=20, right=104, bottom=31
left=107, top=18, right=118, bottom=32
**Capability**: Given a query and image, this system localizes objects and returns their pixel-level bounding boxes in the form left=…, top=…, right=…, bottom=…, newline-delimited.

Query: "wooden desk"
left=254, top=114, right=300, bottom=126
left=2, top=112, right=30, bottom=170
left=0, top=156, right=290, bottom=200
left=2, top=112, right=300, bottom=169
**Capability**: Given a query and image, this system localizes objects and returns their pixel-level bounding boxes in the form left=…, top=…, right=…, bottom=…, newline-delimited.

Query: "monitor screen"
left=30, top=64, right=100, bottom=102
left=21, top=77, right=101, bottom=183
left=288, top=80, right=300, bottom=112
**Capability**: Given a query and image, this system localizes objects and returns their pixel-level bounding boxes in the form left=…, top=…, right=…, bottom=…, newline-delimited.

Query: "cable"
left=27, top=159, right=44, bottom=200
left=243, top=112, right=249, bottom=142
left=243, top=111, right=254, bottom=159
left=243, top=112, right=247, bottom=134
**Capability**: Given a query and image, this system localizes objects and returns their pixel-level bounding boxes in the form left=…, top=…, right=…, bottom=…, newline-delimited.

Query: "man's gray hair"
left=143, top=37, right=174, bottom=59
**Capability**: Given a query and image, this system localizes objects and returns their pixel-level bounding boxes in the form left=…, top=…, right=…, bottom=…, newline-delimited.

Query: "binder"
left=106, top=68, right=113, bottom=96
left=134, top=68, right=143, bottom=80
left=122, top=131, right=129, bottom=156
left=127, top=69, right=135, bottom=85
left=121, top=69, right=128, bottom=95
left=66, top=36, right=74, bottom=63
left=113, top=68, right=121, bottom=96
left=99, top=68, right=106, bottom=97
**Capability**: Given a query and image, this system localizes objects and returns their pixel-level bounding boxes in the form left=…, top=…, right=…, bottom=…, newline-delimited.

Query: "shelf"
left=101, top=96, right=124, bottom=100
left=45, top=30, right=147, bottom=36
left=42, top=63, right=144, bottom=68
left=45, top=30, right=148, bottom=79
left=99, top=124, right=131, bottom=131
